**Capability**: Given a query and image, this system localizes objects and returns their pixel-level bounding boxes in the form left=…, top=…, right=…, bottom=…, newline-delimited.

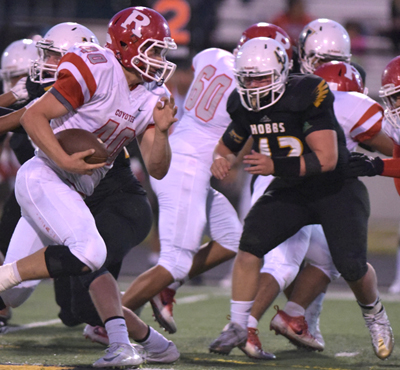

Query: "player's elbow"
left=321, top=156, right=338, bottom=172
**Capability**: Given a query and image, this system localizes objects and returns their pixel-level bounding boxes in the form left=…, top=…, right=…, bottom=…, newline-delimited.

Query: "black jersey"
left=222, top=73, right=349, bottom=194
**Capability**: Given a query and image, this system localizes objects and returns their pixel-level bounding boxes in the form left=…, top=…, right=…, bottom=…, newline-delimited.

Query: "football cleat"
left=209, top=322, right=247, bottom=355
left=239, top=327, right=276, bottom=360
left=270, top=306, right=324, bottom=351
left=93, top=342, right=143, bottom=368
left=83, top=324, right=109, bottom=346
left=363, top=306, right=394, bottom=360
left=150, top=287, right=177, bottom=334
left=135, top=340, right=180, bottom=363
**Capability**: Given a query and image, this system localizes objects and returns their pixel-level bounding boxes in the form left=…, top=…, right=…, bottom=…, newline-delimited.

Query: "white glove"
left=10, top=77, right=29, bottom=104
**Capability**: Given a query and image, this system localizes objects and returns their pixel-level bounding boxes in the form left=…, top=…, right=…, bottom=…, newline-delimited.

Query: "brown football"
left=55, top=129, right=108, bottom=164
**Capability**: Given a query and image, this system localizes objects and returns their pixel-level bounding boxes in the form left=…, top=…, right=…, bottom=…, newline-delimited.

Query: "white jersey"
left=37, top=42, right=167, bottom=196
left=332, top=91, right=384, bottom=152
left=382, top=118, right=400, bottom=144
left=169, top=48, right=235, bottom=167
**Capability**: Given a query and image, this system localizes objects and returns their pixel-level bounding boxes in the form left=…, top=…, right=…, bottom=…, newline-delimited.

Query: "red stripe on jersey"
left=53, top=53, right=97, bottom=109
left=53, top=69, right=85, bottom=109
left=351, top=104, right=383, bottom=142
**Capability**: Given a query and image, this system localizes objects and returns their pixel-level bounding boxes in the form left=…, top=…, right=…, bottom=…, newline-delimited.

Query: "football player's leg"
left=122, top=154, right=209, bottom=311
left=61, top=190, right=152, bottom=330
left=187, top=189, right=241, bottom=279
left=10, top=158, right=107, bottom=283
left=0, top=216, right=46, bottom=308
left=321, top=179, right=393, bottom=359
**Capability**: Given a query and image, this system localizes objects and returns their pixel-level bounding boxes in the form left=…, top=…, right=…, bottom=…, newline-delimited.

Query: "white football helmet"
left=234, top=37, right=289, bottom=111
left=298, top=18, right=351, bottom=74
left=30, top=22, right=99, bottom=84
left=0, top=39, right=38, bottom=92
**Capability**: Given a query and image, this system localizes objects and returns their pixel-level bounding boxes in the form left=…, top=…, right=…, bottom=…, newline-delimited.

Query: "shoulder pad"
left=284, top=74, right=332, bottom=111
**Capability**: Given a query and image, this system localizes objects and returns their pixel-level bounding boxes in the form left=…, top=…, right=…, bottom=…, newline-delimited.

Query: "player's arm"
left=0, top=108, right=25, bottom=135
left=0, top=77, right=29, bottom=107
left=0, top=92, right=17, bottom=107
left=302, top=129, right=338, bottom=175
left=361, top=130, right=394, bottom=157
left=211, top=138, right=238, bottom=180
left=137, top=96, right=178, bottom=179
left=20, top=92, right=104, bottom=175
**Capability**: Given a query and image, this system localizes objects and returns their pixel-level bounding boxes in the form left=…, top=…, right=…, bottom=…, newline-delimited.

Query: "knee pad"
left=158, top=247, right=193, bottom=281
left=334, top=258, right=368, bottom=282
left=45, top=245, right=91, bottom=278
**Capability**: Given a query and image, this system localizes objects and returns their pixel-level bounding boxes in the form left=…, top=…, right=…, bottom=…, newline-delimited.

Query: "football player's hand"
left=211, top=157, right=231, bottom=180
left=10, top=77, right=29, bottom=104
left=243, top=150, right=274, bottom=175
left=153, top=96, right=178, bottom=133
left=57, top=149, right=106, bottom=176
left=343, top=152, right=384, bottom=177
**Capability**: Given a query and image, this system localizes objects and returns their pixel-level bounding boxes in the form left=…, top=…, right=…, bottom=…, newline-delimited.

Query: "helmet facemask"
left=131, top=37, right=176, bottom=84
left=235, top=70, right=285, bottom=111
left=380, top=85, right=400, bottom=129
left=30, top=40, right=64, bottom=84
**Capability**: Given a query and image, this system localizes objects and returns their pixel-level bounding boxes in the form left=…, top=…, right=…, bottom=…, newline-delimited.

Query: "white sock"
left=139, top=326, right=169, bottom=354
left=359, top=297, right=382, bottom=315
left=230, top=300, right=254, bottom=329
left=247, top=315, right=258, bottom=329
left=284, top=301, right=305, bottom=317
left=104, top=317, right=130, bottom=345
left=0, top=263, right=22, bottom=293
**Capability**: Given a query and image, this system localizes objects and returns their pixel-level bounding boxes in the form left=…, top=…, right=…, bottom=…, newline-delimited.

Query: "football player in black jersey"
left=208, top=37, right=394, bottom=360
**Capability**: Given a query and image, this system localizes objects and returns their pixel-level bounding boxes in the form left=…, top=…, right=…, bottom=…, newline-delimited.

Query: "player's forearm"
left=213, top=140, right=236, bottom=166
left=146, top=127, right=171, bottom=179
left=0, top=109, right=25, bottom=136
left=0, top=92, right=17, bottom=108
left=20, top=109, right=69, bottom=166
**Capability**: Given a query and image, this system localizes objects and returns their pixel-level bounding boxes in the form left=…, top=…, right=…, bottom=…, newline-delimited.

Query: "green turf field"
left=0, top=278, right=399, bottom=370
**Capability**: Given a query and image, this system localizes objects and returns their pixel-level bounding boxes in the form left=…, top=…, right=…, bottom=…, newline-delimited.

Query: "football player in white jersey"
left=348, top=55, right=400, bottom=293
left=119, top=43, right=254, bottom=347
left=0, top=7, right=178, bottom=368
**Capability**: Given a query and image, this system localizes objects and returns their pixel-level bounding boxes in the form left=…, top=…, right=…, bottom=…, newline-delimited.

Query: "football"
left=55, top=128, right=108, bottom=164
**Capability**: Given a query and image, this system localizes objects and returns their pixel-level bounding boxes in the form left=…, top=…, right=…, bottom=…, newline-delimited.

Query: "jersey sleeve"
left=350, top=99, right=383, bottom=143
left=221, top=90, right=250, bottom=152
left=51, top=49, right=98, bottom=110
left=301, top=77, right=337, bottom=135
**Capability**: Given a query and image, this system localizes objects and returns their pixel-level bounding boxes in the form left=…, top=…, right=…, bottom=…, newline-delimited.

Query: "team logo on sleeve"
left=228, top=129, right=244, bottom=144
left=313, top=80, right=329, bottom=108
